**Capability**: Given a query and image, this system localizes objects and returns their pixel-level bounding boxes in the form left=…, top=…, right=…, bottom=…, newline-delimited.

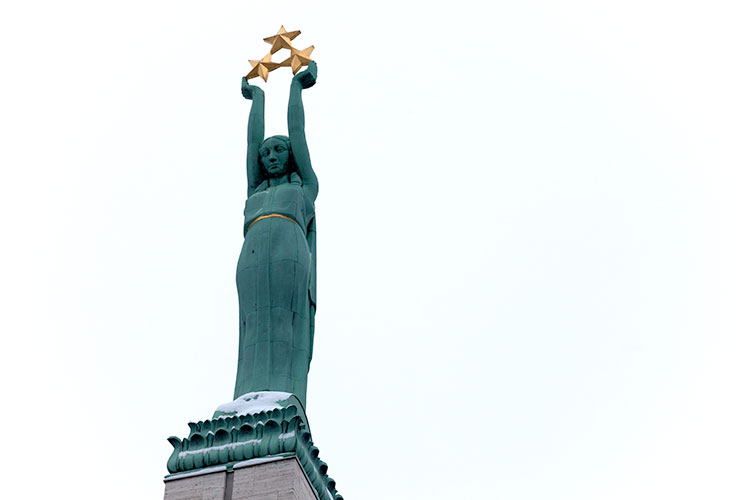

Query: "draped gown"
left=234, top=174, right=316, bottom=408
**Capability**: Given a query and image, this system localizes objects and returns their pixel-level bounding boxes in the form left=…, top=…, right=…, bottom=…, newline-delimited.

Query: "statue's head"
left=259, top=135, right=295, bottom=179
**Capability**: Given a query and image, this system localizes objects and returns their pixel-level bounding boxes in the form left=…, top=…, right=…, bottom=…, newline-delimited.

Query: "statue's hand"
left=241, top=77, right=263, bottom=100
left=293, top=61, right=317, bottom=89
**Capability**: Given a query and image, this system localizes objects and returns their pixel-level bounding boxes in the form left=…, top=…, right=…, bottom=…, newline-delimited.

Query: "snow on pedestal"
left=214, top=391, right=295, bottom=418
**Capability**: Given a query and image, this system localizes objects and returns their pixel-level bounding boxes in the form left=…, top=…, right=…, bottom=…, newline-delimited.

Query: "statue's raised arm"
left=288, top=61, right=318, bottom=201
left=242, top=78, right=266, bottom=196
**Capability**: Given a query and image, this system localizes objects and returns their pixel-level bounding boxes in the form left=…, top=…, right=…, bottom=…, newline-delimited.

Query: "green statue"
left=234, top=61, right=318, bottom=408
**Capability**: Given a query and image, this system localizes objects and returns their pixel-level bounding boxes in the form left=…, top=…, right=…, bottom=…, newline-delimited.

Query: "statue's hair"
left=259, top=135, right=297, bottom=181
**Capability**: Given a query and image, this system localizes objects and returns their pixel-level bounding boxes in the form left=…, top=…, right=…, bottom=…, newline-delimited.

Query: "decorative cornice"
left=167, top=395, right=341, bottom=500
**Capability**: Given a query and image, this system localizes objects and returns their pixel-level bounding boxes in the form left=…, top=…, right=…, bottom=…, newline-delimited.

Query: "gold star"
left=280, top=45, right=315, bottom=74
left=263, top=25, right=301, bottom=54
left=246, top=52, right=280, bottom=82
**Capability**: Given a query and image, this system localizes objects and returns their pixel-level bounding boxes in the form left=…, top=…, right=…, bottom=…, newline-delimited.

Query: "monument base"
left=164, top=455, right=317, bottom=500
left=165, top=392, right=341, bottom=500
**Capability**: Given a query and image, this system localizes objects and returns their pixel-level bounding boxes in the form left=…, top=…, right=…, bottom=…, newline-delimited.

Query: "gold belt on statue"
left=246, top=213, right=300, bottom=231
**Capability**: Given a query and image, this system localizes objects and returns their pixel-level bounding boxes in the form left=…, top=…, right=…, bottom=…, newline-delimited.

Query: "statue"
left=165, top=32, right=342, bottom=500
left=234, top=61, right=318, bottom=408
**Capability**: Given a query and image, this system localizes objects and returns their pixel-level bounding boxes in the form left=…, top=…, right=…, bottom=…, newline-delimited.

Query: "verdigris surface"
left=235, top=62, right=318, bottom=408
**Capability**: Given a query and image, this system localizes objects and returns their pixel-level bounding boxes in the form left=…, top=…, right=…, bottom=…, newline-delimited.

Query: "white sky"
left=1, top=1, right=749, bottom=499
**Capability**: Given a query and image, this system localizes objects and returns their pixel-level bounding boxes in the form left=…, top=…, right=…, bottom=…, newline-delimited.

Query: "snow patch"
left=233, top=454, right=294, bottom=469
left=178, top=440, right=261, bottom=458
left=164, top=465, right=226, bottom=481
left=214, top=391, right=293, bottom=418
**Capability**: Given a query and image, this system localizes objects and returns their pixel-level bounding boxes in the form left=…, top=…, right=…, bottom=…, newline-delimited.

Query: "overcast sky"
left=1, top=1, right=749, bottom=499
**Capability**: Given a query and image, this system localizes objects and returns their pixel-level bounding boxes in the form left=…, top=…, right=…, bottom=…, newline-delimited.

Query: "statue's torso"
left=243, top=182, right=313, bottom=231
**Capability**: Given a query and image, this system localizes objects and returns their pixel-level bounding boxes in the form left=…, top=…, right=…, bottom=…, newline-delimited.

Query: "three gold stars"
left=246, top=26, right=315, bottom=82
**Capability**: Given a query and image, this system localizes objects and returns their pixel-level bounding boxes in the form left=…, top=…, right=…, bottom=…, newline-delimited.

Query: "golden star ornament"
left=263, top=26, right=301, bottom=54
left=246, top=53, right=280, bottom=82
left=245, top=26, right=315, bottom=82
left=280, top=45, right=315, bottom=74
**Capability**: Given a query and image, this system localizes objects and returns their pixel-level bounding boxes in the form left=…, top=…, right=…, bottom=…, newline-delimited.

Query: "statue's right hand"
left=241, top=77, right=263, bottom=100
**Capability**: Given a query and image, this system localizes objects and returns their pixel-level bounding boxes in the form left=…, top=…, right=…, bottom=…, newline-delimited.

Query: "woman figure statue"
left=234, top=62, right=318, bottom=408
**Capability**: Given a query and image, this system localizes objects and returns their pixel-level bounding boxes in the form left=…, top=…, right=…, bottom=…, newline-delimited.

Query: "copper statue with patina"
left=235, top=62, right=318, bottom=408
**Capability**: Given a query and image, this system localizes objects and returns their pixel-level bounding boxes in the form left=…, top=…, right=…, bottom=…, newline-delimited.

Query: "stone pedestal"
left=165, top=456, right=318, bottom=500
left=165, top=393, right=342, bottom=500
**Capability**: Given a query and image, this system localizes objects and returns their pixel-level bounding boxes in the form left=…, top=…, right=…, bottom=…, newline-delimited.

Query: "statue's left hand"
left=293, top=61, right=317, bottom=89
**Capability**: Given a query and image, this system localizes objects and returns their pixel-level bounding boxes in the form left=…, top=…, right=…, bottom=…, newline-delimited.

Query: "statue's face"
left=260, top=138, right=290, bottom=178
